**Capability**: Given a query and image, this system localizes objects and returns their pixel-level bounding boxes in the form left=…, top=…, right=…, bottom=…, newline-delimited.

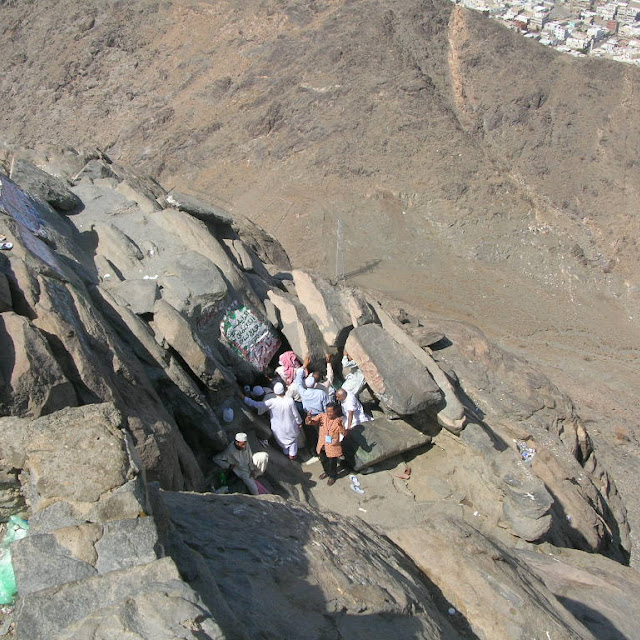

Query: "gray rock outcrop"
left=0, top=148, right=635, bottom=640
left=345, top=323, right=443, bottom=415
left=390, top=513, right=598, bottom=640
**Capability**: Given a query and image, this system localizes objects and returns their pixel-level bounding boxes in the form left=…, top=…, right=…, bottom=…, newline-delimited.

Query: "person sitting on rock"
left=213, top=433, right=266, bottom=495
left=242, top=382, right=303, bottom=460
left=336, top=388, right=371, bottom=431
left=305, top=402, right=345, bottom=486
left=293, top=356, right=328, bottom=417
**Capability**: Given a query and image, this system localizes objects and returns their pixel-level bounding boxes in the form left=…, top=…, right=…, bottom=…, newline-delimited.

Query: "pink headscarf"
left=278, top=351, right=301, bottom=385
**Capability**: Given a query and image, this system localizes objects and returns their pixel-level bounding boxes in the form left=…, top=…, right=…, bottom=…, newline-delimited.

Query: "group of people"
left=215, top=351, right=371, bottom=493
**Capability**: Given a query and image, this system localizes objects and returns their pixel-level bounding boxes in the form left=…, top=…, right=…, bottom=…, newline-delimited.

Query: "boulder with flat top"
left=108, top=278, right=158, bottom=315
left=166, top=190, right=234, bottom=225
left=343, top=415, right=431, bottom=471
left=345, top=324, right=443, bottom=415
left=10, top=158, right=82, bottom=211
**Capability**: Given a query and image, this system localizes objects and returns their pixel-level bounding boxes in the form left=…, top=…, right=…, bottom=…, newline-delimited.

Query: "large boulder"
left=94, top=222, right=144, bottom=279
left=9, top=158, right=82, bottom=211
left=0, top=403, right=135, bottom=513
left=372, top=301, right=466, bottom=433
left=153, top=299, right=234, bottom=391
left=292, top=269, right=354, bottom=348
left=345, top=324, right=443, bottom=415
left=106, top=278, right=158, bottom=315
left=161, top=491, right=461, bottom=640
left=343, top=415, right=432, bottom=471
left=157, top=250, right=228, bottom=321
left=166, top=189, right=234, bottom=225
left=267, top=288, right=326, bottom=359
left=151, top=209, right=255, bottom=304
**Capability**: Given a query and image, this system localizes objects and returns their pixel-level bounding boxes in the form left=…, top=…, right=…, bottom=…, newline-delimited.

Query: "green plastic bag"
left=0, top=515, right=29, bottom=605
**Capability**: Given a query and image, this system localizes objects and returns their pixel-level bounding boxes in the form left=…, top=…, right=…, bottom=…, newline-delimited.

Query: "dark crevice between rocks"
left=545, top=484, right=630, bottom=565
left=38, top=329, right=102, bottom=405
left=2, top=259, right=38, bottom=321
left=556, top=596, right=627, bottom=640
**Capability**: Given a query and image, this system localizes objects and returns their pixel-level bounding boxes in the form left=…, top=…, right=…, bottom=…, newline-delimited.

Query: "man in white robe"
left=243, top=382, right=303, bottom=460
left=336, top=388, right=371, bottom=431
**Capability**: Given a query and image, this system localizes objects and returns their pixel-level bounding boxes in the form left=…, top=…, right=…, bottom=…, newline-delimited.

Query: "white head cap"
left=305, top=374, right=316, bottom=388
left=273, top=382, right=285, bottom=395
left=235, top=432, right=248, bottom=443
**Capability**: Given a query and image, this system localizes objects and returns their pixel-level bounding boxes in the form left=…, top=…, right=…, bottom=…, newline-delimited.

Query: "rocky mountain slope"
left=1, top=1, right=639, bottom=545
left=0, top=0, right=638, bottom=291
left=0, top=150, right=638, bottom=638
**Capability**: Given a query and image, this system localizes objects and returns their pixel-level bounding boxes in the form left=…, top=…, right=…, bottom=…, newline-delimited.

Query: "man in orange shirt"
left=305, top=402, right=345, bottom=486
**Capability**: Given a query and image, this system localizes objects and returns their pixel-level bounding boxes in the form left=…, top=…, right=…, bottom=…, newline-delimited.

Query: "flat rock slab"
left=12, top=531, right=98, bottom=597
left=109, top=278, right=158, bottom=315
left=345, top=324, right=443, bottom=415
left=14, top=557, right=221, bottom=640
left=157, top=250, right=227, bottom=320
left=7, top=403, right=136, bottom=510
left=94, top=517, right=160, bottom=574
left=344, top=416, right=431, bottom=471
left=166, top=190, right=233, bottom=225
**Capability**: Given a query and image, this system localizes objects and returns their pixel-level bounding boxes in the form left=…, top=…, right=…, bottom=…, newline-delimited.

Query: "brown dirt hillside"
left=1, top=0, right=640, bottom=553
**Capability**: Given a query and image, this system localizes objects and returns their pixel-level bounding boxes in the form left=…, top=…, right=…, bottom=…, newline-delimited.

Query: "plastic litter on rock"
left=350, top=475, right=365, bottom=494
left=514, top=440, right=536, bottom=463
left=0, top=516, right=29, bottom=606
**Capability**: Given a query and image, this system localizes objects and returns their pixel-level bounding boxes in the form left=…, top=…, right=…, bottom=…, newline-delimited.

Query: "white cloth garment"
left=244, top=395, right=302, bottom=455
left=340, top=389, right=371, bottom=429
